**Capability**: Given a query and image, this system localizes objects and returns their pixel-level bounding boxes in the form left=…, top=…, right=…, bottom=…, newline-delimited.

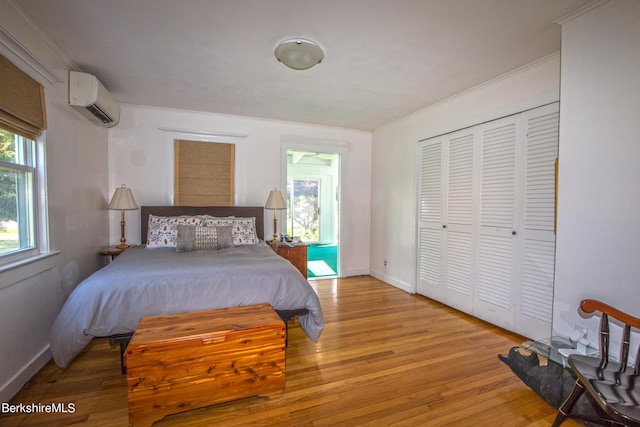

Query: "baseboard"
left=369, top=270, right=414, bottom=294
left=0, top=345, right=51, bottom=403
left=340, top=267, right=370, bottom=277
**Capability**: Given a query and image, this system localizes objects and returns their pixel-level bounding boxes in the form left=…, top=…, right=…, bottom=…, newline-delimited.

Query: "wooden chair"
left=552, top=299, right=640, bottom=427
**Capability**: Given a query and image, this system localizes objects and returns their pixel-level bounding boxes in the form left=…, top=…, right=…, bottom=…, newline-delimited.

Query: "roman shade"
left=0, top=54, right=47, bottom=140
left=174, top=139, right=235, bottom=206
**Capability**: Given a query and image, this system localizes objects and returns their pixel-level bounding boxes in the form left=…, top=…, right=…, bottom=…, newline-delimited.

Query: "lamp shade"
left=108, top=184, right=138, bottom=210
left=274, top=38, right=324, bottom=70
left=265, top=189, right=286, bottom=210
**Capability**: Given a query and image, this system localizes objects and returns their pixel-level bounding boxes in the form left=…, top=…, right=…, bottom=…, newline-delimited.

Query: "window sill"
left=0, top=251, right=60, bottom=291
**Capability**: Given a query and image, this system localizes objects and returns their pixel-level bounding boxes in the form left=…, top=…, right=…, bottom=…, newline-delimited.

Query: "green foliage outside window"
left=0, top=129, right=23, bottom=253
left=0, top=129, right=17, bottom=223
left=287, top=180, right=319, bottom=242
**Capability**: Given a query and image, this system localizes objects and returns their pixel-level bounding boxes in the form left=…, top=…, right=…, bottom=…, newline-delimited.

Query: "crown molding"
left=0, top=0, right=76, bottom=84
left=0, top=25, right=62, bottom=85
left=554, top=0, right=611, bottom=26
left=398, top=51, right=560, bottom=126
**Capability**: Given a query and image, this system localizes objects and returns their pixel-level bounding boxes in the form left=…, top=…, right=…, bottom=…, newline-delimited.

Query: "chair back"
left=552, top=299, right=640, bottom=427
left=581, top=299, right=640, bottom=377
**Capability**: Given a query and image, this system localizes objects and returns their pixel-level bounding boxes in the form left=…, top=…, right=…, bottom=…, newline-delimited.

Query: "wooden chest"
left=126, top=304, right=286, bottom=427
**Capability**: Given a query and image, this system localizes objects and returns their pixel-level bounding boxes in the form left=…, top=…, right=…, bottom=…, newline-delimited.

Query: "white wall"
left=0, top=0, right=109, bottom=402
left=371, top=54, right=561, bottom=293
left=553, top=0, right=640, bottom=345
left=108, top=105, right=372, bottom=277
left=371, top=0, right=640, bottom=349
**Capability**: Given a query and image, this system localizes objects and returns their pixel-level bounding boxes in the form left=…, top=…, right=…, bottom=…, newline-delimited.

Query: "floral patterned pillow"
left=202, top=216, right=258, bottom=245
left=146, top=215, right=205, bottom=248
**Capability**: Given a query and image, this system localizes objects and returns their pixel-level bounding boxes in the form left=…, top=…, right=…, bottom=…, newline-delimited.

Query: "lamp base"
left=117, top=215, right=129, bottom=250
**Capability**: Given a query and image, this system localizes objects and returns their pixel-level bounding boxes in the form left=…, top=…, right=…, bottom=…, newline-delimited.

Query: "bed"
left=49, top=206, right=324, bottom=369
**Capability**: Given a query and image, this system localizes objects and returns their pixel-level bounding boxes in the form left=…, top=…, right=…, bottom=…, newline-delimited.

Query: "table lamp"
left=265, top=188, right=286, bottom=244
left=108, top=184, right=138, bottom=248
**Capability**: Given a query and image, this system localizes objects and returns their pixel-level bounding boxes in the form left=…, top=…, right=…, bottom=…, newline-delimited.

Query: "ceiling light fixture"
left=274, top=38, right=324, bottom=70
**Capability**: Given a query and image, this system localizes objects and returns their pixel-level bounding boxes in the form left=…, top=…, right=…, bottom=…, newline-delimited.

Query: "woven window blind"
left=174, top=140, right=235, bottom=206
left=0, top=54, right=47, bottom=140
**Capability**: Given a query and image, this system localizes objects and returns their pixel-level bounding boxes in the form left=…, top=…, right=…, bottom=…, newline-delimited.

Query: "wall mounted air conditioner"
left=68, top=70, right=120, bottom=127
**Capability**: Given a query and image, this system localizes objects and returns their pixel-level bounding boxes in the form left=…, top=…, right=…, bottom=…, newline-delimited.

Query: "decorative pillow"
left=146, top=215, right=205, bottom=248
left=203, top=216, right=258, bottom=245
left=146, top=222, right=175, bottom=248
left=215, top=225, right=234, bottom=249
left=176, top=225, right=218, bottom=252
left=148, top=214, right=205, bottom=226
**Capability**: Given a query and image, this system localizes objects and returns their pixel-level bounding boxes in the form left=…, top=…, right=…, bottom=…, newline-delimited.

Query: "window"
left=287, top=179, right=320, bottom=242
left=0, top=128, right=36, bottom=257
left=0, top=53, right=48, bottom=264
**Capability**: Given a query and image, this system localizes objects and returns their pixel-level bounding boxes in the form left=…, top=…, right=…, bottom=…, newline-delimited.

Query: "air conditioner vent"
left=86, top=104, right=114, bottom=125
left=69, top=71, right=120, bottom=127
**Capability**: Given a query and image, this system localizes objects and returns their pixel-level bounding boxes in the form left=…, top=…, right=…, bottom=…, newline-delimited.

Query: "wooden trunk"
left=126, top=304, right=286, bottom=427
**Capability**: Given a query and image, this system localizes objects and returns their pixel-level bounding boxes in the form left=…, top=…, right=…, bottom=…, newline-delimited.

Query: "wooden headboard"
left=141, top=206, right=265, bottom=243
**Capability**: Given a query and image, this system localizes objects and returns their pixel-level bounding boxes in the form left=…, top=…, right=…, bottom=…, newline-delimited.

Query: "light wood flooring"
left=1, top=276, right=580, bottom=426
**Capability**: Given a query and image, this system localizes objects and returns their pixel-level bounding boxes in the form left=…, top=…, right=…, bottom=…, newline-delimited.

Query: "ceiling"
left=16, top=0, right=591, bottom=131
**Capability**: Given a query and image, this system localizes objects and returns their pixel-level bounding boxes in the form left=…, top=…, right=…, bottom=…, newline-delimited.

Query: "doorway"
left=286, top=150, right=340, bottom=279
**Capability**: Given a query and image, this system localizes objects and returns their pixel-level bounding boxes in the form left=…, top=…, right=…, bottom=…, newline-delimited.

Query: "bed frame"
left=141, top=205, right=265, bottom=242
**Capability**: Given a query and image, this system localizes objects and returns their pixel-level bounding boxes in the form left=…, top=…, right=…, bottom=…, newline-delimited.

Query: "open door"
left=286, top=150, right=340, bottom=279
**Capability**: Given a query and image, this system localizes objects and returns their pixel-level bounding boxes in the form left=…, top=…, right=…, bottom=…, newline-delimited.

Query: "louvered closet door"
left=417, top=130, right=476, bottom=312
left=474, top=116, right=523, bottom=330
left=417, top=139, right=445, bottom=299
left=442, top=130, right=476, bottom=312
left=416, top=103, right=558, bottom=339
left=517, top=103, right=559, bottom=339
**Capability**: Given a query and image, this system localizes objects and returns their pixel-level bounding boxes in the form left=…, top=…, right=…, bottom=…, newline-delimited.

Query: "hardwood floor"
left=1, top=276, right=580, bottom=426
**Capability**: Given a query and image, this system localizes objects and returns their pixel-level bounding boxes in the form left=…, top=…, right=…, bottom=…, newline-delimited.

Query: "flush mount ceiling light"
left=274, top=38, right=324, bottom=70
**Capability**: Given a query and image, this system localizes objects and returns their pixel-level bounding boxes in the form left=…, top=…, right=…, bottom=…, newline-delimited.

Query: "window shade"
left=174, top=140, right=235, bottom=206
left=0, top=54, right=47, bottom=140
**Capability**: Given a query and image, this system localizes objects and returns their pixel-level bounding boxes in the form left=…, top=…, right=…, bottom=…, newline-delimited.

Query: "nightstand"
left=269, top=242, right=308, bottom=278
left=98, top=246, right=128, bottom=262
